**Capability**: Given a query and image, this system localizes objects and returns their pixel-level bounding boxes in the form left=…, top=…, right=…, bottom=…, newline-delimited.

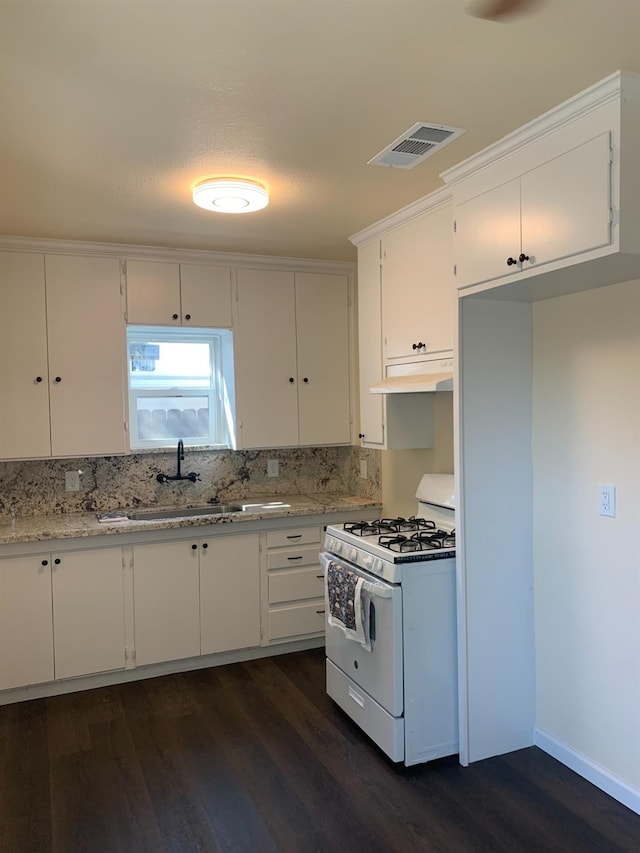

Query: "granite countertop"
left=0, top=494, right=382, bottom=545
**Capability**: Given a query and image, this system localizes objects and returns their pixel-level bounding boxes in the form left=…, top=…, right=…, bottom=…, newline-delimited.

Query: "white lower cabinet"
left=200, top=533, right=261, bottom=654
left=132, top=532, right=261, bottom=666
left=264, top=526, right=325, bottom=643
left=0, top=546, right=125, bottom=691
left=132, top=539, right=201, bottom=666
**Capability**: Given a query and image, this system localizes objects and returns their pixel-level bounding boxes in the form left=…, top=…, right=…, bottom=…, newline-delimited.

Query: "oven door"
left=322, top=553, right=403, bottom=717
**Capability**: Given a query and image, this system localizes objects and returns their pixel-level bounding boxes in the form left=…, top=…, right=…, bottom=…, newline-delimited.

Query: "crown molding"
left=441, top=70, right=640, bottom=187
left=349, top=185, right=452, bottom=247
left=0, top=235, right=356, bottom=274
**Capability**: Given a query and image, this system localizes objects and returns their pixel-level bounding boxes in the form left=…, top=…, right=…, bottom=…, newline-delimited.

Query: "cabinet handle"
left=41, top=559, right=48, bottom=566
left=287, top=555, right=303, bottom=561
left=35, top=376, right=43, bottom=383
left=506, top=257, right=518, bottom=266
left=518, top=253, right=530, bottom=263
left=358, top=433, right=365, bottom=439
left=289, top=377, right=295, bottom=383
left=54, top=376, right=62, bottom=383
left=286, top=534, right=302, bottom=539
left=191, top=543, right=198, bottom=550
left=303, top=377, right=309, bottom=383
left=184, top=314, right=191, bottom=321
left=172, top=313, right=179, bottom=320
left=53, top=558, right=61, bottom=565
left=316, top=574, right=324, bottom=579
left=316, top=609, right=326, bottom=615
left=202, top=542, right=208, bottom=549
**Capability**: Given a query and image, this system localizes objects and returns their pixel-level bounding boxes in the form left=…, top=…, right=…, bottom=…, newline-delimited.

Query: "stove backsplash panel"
left=0, top=446, right=381, bottom=517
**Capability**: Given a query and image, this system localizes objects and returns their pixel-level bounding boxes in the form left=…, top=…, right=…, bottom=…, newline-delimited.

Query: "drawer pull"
left=287, top=555, right=303, bottom=561
left=316, top=574, right=324, bottom=579
left=348, top=686, right=365, bottom=708
left=316, top=609, right=325, bottom=615
left=286, top=534, right=302, bottom=539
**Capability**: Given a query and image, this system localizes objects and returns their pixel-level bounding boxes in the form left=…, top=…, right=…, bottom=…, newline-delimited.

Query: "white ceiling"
left=2, top=0, right=639, bottom=262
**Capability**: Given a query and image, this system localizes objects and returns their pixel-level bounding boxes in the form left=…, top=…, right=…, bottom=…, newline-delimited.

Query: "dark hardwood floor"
left=1, top=648, right=638, bottom=852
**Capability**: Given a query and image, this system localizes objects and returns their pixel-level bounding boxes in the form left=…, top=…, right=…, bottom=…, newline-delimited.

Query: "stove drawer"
left=267, top=544, right=321, bottom=571
left=268, top=601, right=325, bottom=640
left=268, top=567, right=324, bottom=604
left=326, top=659, right=404, bottom=762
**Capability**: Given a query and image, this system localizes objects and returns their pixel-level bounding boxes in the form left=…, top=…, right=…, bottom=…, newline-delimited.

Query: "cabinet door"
left=200, top=533, right=260, bottom=654
left=295, top=272, right=350, bottom=445
left=0, top=555, right=54, bottom=690
left=236, top=269, right=299, bottom=448
left=521, top=132, right=612, bottom=269
left=132, top=540, right=200, bottom=666
left=180, top=264, right=232, bottom=327
left=454, top=178, right=522, bottom=288
left=45, top=254, right=127, bottom=457
left=126, top=260, right=181, bottom=325
left=51, top=547, right=125, bottom=679
left=357, top=241, right=385, bottom=446
left=382, top=204, right=454, bottom=359
left=0, top=252, right=51, bottom=459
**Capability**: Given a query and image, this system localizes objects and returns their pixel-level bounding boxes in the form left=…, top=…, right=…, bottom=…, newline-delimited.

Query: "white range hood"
left=370, top=355, right=453, bottom=394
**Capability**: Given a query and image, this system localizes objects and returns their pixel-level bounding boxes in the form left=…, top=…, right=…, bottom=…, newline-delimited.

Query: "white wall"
left=533, top=278, right=640, bottom=789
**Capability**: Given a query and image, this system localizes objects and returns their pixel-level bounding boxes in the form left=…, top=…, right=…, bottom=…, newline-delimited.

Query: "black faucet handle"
left=188, top=472, right=200, bottom=483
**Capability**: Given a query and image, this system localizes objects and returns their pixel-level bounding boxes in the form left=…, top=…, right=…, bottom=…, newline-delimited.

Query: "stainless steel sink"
left=127, top=504, right=242, bottom=521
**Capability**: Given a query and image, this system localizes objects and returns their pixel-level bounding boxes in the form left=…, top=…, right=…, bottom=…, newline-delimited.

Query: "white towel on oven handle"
left=320, top=552, right=390, bottom=650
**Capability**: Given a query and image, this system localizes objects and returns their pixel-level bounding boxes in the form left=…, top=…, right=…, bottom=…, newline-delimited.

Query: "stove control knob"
left=372, top=559, right=384, bottom=575
left=348, top=547, right=358, bottom=563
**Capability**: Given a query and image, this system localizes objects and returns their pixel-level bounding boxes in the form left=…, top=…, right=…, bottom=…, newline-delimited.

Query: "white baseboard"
left=535, top=727, right=640, bottom=816
left=0, top=637, right=324, bottom=706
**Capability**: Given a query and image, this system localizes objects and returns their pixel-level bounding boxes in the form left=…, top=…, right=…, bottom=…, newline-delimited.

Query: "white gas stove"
left=322, top=473, right=458, bottom=766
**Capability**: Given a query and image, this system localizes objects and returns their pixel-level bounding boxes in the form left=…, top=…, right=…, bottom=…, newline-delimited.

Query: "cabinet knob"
left=184, top=314, right=191, bottom=321
left=506, top=257, right=518, bottom=266
left=412, top=343, right=418, bottom=350
left=35, top=376, right=43, bottom=383
left=54, top=376, right=62, bottom=383
left=202, top=542, right=208, bottom=549
left=303, top=377, right=309, bottom=383
left=191, top=543, right=197, bottom=550
left=41, top=559, right=48, bottom=566
left=358, top=433, right=365, bottom=439
left=289, top=377, right=295, bottom=383
left=418, top=342, right=425, bottom=349
left=172, top=313, right=179, bottom=320
left=518, top=253, right=530, bottom=263
left=54, top=558, right=61, bottom=565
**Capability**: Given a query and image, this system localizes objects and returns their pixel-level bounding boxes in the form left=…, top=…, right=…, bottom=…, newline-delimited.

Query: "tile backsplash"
left=0, top=446, right=381, bottom=517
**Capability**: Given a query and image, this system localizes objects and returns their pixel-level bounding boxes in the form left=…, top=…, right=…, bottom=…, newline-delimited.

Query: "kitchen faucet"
left=156, top=439, right=200, bottom=484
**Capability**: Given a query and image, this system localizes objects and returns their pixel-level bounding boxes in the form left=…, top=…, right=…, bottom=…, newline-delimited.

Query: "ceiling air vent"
left=368, top=122, right=466, bottom=169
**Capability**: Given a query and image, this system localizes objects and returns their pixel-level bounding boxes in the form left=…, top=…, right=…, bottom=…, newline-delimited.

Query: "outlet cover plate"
left=598, top=483, right=616, bottom=517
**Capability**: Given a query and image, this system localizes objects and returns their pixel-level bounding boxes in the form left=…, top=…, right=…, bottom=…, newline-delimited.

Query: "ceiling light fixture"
left=192, top=178, right=269, bottom=213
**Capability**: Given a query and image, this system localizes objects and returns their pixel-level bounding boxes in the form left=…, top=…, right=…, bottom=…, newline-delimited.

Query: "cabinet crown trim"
left=0, top=236, right=355, bottom=275
left=441, top=70, right=640, bottom=187
left=349, top=186, right=452, bottom=248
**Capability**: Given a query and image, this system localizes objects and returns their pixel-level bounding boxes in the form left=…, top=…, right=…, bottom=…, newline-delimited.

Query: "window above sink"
left=127, top=326, right=236, bottom=451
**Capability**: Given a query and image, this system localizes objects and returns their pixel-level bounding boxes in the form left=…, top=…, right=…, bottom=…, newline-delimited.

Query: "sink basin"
left=127, top=504, right=242, bottom=521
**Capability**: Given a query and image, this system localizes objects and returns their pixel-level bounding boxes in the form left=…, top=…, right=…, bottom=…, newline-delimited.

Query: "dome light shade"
left=193, top=178, right=269, bottom=213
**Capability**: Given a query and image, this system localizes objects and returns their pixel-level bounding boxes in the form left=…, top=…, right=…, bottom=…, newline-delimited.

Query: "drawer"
left=326, top=659, right=404, bottom=762
left=268, top=601, right=325, bottom=640
left=267, top=544, right=321, bottom=571
left=268, top=567, right=324, bottom=604
left=266, top=526, right=321, bottom=549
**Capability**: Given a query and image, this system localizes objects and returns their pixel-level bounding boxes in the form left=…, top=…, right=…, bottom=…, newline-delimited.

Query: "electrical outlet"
left=360, top=460, right=367, bottom=479
left=65, top=470, right=81, bottom=492
left=598, top=484, right=616, bottom=517
left=267, top=459, right=279, bottom=478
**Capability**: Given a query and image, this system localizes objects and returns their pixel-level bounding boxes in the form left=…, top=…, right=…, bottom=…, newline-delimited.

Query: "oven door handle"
left=362, top=580, right=393, bottom=599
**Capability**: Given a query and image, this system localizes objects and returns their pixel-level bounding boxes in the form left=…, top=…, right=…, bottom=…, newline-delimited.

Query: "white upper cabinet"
left=454, top=134, right=612, bottom=289
left=0, top=252, right=51, bottom=459
left=443, top=71, right=640, bottom=299
left=0, top=252, right=127, bottom=460
left=126, top=259, right=232, bottom=327
left=45, top=254, right=127, bottom=458
left=235, top=268, right=350, bottom=449
left=382, top=200, right=454, bottom=360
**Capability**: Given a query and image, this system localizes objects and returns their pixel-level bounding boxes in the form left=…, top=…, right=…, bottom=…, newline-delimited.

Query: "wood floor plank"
left=1, top=649, right=639, bottom=853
